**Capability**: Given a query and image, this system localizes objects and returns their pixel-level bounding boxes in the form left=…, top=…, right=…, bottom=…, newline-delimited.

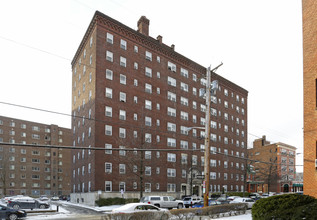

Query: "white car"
left=112, top=203, right=170, bottom=219
left=230, top=197, right=255, bottom=209
left=227, top=196, right=241, bottom=201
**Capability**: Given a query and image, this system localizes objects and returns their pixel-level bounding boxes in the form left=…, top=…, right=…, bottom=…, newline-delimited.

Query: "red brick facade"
left=0, top=116, right=71, bottom=197
left=71, top=11, right=248, bottom=198
left=248, top=136, right=296, bottom=194
left=303, top=0, right=317, bottom=198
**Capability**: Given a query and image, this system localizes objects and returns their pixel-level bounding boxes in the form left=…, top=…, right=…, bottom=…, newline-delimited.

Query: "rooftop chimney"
left=157, top=35, right=163, bottom=44
left=171, top=44, right=175, bottom=50
left=137, top=16, right=150, bottom=36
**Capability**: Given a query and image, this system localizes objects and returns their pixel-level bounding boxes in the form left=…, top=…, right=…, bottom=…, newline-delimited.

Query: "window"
left=105, top=106, right=112, bottom=117
left=120, top=74, right=126, bottom=84
left=145, top=51, right=152, bottom=61
left=106, top=33, right=113, bottom=44
left=180, top=140, right=188, bottom=149
left=119, top=164, right=126, bottom=174
left=167, top=184, right=176, bottom=192
left=145, top=100, right=152, bottom=110
left=106, top=69, right=113, bottom=80
left=180, top=68, right=188, bottom=78
left=105, top=88, right=112, bottom=98
left=105, top=144, right=112, bottom=154
left=193, top=73, right=197, bottom=82
left=120, top=56, right=126, bottom=67
left=105, top=125, right=112, bottom=136
left=167, top=91, right=176, bottom=102
left=180, top=111, right=189, bottom=120
left=105, top=163, right=112, bottom=173
left=106, top=51, right=113, bottom=62
left=145, top=133, right=151, bottom=143
left=120, top=39, right=127, bottom=50
left=167, top=122, right=176, bottom=132
left=167, top=153, right=176, bottom=162
left=145, top=67, right=152, bottom=77
left=105, top=181, right=112, bottom=192
left=167, top=168, right=176, bottom=177
left=119, top=146, right=126, bottom=156
left=167, top=138, right=176, bottom=147
left=90, top=36, right=93, bottom=47
left=167, top=61, right=176, bottom=72
left=145, top=83, right=152, bottom=93
left=145, top=117, right=152, bottom=126
left=157, top=56, right=160, bottom=63
left=180, top=97, right=188, bottom=106
left=167, top=107, right=176, bottom=117
left=119, top=128, right=126, bottom=138
left=134, top=62, right=138, bottom=70
left=145, top=166, right=151, bottom=176
left=167, top=76, right=176, bottom=87
left=145, top=183, right=151, bottom=192
left=180, top=82, right=188, bottom=92
left=145, top=151, right=151, bottom=159
left=120, top=92, right=126, bottom=102
left=134, top=45, right=138, bottom=53
left=181, top=154, right=188, bottom=164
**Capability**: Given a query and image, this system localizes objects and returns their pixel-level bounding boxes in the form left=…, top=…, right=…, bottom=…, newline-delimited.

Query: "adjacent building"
left=248, top=136, right=296, bottom=194
left=302, top=0, right=317, bottom=198
left=0, top=115, right=72, bottom=197
left=71, top=11, right=248, bottom=203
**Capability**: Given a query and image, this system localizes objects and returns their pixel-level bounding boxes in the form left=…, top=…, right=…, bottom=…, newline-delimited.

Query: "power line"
left=0, top=142, right=305, bottom=167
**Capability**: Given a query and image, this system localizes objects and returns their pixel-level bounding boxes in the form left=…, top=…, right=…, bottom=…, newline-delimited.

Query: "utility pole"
left=203, top=63, right=222, bottom=207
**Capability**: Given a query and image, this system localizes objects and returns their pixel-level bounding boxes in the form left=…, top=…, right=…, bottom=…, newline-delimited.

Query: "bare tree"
left=0, top=146, right=9, bottom=196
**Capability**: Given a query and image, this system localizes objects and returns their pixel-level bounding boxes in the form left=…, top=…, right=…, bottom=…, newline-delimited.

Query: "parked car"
left=229, top=197, right=255, bottom=209
left=227, top=196, right=241, bottom=201
left=216, top=197, right=230, bottom=204
left=8, top=197, right=50, bottom=210
left=39, top=195, right=49, bottom=201
left=183, top=196, right=203, bottom=208
left=0, top=204, right=27, bottom=220
left=1, top=195, right=24, bottom=204
left=51, top=196, right=59, bottom=201
left=112, top=203, right=170, bottom=216
left=249, top=193, right=261, bottom=200
left=192, top=199, right=221, bottom=208
left=141, top=196, right=184, bottom=209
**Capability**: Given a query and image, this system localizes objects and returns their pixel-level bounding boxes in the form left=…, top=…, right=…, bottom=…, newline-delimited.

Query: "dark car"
left=192, top=200, right=221, bottom=208
left=0, top=204, right=26, bottom=220
left=8, top=197, right=49, bottom=210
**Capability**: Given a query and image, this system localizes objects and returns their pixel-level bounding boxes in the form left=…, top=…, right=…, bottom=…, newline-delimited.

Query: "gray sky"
left=0, top=0, right=303, bottom=170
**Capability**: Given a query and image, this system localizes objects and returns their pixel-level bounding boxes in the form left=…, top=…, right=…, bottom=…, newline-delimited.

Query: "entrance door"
left=192, top=186, right=199, bottom=196
left=283, top=184, right=289, bottom=192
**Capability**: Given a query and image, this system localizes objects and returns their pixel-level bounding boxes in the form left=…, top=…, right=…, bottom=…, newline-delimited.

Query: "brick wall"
left=303, top=0, right=317, bottom=198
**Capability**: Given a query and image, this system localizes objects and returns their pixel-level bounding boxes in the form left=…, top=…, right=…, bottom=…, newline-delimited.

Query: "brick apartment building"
left=0, top=115, right=71, bottom=197
left=71, top=11, right=248, bottom=202
left=302, top=0, right=317, bottom=198
left=248, top=136, right=296, bottom=194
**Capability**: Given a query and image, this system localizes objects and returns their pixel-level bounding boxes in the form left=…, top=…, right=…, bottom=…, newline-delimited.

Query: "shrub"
left=95, top=197, right=139, bottom=207
left=252, top=194, right=317, bottom=220
left=170, top=203, right=247, bottom=219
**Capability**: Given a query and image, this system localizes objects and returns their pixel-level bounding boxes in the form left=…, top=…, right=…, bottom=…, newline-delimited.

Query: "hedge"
left=252, top=194, right=317, bottom=220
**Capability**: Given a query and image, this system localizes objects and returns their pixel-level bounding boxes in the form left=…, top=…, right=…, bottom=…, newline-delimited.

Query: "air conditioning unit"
left=315, top=159, right=317, bottom=168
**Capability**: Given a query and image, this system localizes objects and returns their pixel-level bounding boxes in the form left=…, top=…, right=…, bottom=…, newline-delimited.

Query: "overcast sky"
left=0, top=0, right=303, bottom=170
